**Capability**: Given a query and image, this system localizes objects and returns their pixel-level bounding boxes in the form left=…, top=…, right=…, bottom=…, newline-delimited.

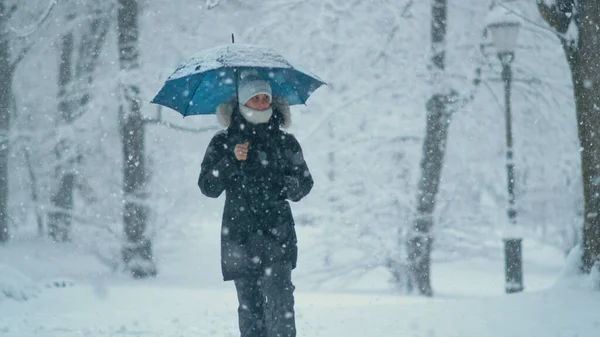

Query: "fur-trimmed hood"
left=216, top=96, right=292, bottom=129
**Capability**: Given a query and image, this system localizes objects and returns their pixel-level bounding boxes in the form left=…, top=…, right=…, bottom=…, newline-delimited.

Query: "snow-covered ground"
left=1, top=225, right=599, bottom=337
left=2, top=280, right=599, bottom=337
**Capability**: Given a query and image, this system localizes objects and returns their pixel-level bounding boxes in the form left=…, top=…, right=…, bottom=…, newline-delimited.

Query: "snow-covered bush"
left=0, top=264, right=39, bottom=301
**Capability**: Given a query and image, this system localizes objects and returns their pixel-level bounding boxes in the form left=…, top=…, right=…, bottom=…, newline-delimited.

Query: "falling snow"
left=1, top=1, right=598, bottom=336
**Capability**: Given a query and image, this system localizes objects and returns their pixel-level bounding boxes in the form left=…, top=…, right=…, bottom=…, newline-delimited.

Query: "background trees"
left=0, top=0, right=56, bottom=243
left=1, top=0, right=594, bottom=287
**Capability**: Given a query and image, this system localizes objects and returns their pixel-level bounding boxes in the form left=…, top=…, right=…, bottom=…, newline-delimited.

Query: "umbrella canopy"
left=151, top=44, right=325, bottom=116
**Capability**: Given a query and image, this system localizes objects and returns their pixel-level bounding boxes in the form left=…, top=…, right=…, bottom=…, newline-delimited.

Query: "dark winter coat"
left=198, top=97, right=314, bottom=281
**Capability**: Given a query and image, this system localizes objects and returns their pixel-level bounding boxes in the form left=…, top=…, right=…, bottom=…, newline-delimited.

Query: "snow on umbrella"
left=151, top=44, right=326, bottom=116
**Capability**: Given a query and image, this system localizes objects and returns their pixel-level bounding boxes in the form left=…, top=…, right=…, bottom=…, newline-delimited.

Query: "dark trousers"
left=233, top=262, right=296, bottom=337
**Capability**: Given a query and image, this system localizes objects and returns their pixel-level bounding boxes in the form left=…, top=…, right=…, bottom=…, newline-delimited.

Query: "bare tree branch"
left=8, top=0, right=59, bottom=70
left=485, top=76, right=542, bottom=85
left=144, top=117, right=219, bottom=133
left=10, top=41, right=34, bottom=71
left=40, top=202, right=120, bottom=235
left=144, top=106, right=220, bottom=133
left=296, top=259, right=380, bottom=289
left=492, top=0, right=570, bottom=39
left=400, top=0, right=413, bottom=18
left=23, top=147, right=44, bottom=236
left=206, top=0, right=221, bottom=10
left=8, top=0, right=58, bottom=38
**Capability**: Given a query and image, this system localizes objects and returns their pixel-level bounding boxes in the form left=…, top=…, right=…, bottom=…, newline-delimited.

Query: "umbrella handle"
left=234, top=67, right=239, bottom=103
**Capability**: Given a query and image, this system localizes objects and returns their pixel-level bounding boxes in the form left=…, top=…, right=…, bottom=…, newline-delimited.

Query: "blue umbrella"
left=151, top=44, right=325, bottom=116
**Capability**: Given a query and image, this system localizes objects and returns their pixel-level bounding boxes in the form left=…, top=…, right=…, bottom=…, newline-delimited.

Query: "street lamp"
left=487, top=13, right=523, bottom=294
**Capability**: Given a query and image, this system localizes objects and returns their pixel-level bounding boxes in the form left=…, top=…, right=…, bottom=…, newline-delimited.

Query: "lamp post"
left=487, top=17, right=523, bottom=294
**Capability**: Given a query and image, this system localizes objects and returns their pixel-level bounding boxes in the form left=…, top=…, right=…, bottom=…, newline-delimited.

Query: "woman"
left=198, top=73, right=313, bottom=337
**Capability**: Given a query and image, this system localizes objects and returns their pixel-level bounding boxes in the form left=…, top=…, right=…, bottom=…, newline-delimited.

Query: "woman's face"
left=245, top=94, right=271, bottom=111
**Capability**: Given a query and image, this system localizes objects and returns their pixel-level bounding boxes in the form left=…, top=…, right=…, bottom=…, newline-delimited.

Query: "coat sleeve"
left=198, top=133, right=239, bottom=198
left=281, top=134, right=314, bottom=202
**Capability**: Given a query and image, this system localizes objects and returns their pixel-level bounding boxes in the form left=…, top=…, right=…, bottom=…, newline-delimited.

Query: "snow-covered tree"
left=2, top=0, right=586, bottom=290
left=48, top=0, right=110, bottom=242
left=0, top=0, right=56, bottom=243
left=537, top=0, right=600, bottom=273
left=406, top=0, right=457, bottom=297
left=117, top=0, right=157, bottom=278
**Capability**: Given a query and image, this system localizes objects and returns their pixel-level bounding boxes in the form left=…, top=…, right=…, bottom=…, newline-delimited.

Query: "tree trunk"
left=0, top=1, right=13, bottom=243
left=538, top=0, right=600, bottom=273
left=48, top=20, right=75, bottom=242
left=49, top=3, right=109, bottom=242
left=75, top=3, right=110, bottom=109
left=573, top=1, right=600, bottom=272
left=24, top=149, right=44, bottom=236
left=117, top=0, right=156, bottom=278
left=406, top=0, right=452, bottom=297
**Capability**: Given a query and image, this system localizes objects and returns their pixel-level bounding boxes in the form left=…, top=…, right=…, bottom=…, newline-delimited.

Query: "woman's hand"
left=234, top=142, right=249, bottom=161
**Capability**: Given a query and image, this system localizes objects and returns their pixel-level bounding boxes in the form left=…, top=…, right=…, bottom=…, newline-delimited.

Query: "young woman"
left=198, top=73, right=313, bottom=337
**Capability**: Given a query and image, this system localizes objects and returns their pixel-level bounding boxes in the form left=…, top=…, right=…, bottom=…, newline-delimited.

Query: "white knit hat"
left=238, top=72, right=272, bottom=105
